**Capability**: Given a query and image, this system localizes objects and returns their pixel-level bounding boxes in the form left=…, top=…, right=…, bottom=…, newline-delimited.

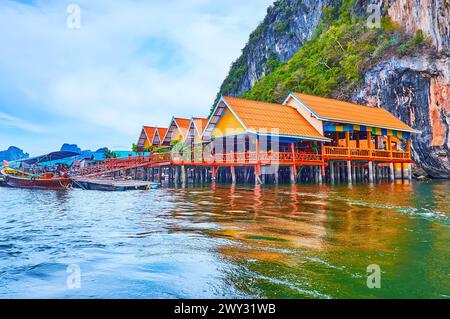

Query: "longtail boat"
left=1, top=167, right=73, bottom=190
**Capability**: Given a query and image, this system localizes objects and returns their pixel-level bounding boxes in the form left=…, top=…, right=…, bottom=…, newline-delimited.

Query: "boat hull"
left=3, top=175, right=73, bottom=190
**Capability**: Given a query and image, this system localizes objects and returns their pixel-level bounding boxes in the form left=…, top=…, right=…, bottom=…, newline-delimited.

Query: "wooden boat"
left=0, top=168, right=73, bottom=190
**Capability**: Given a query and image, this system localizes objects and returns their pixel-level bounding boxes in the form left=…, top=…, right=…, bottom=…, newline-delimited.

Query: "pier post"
left=230, top=166, right=236, bottom=184
left=402, top=163, right=411, bottom=181
left=395, top=163, right=402, bottom=180
left=174, top=166, right=179, bottom=184
left=368, top=161, right=374, bottom=184
left=347, top=160, right=352, bottom=184
left=274, top=168, right=279, bottom=185
left=181, top=165, right=186, bottom=185
left=317, top=166, right=323, bottom=184
left=351, top=163, right=356, bottom=183
left=330, top=161, right=335, bottom=183
left=389, top=163, right=395, bottom=182
left=290, top=166, right=296, bottom=184
left=255, top=165, right=262, bottom=185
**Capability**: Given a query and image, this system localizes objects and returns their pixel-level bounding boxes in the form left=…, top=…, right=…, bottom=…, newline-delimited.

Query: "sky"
left=0, top=0, right=274, bottom=156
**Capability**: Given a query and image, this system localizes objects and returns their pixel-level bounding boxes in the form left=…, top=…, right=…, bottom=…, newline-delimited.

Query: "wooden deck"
left=74, top=146, right=412, bottom=179
left=74, top=178, right=158, bottom=191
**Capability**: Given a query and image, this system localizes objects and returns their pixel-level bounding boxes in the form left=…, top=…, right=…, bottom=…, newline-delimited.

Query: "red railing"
left=324, top=146, right=410, bottom=161
left=171, top=151, right=322, bottom=165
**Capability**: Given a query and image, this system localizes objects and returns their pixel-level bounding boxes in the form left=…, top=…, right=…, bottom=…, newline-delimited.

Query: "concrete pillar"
left=290, top=166, right=296, bottom=184
left=318, top=166, right=323, bottom=184
left=351, top=164, right=356, bottom=182
left=230, top=166, right=236, bottom=184
left=181, top=165, right=186, bottom=185
left=395, top=163, right=403, bottom=180
left=347, top=160, right=352, bottom=184
left=174, top=166, right=179, bottom=184
left=330, top=161, right=335, bottom=183
left=389, top=162, right=395, bottom=182
left=402, top=163, right=411, bottom=181
left=368, top=161, right=374, bottom=184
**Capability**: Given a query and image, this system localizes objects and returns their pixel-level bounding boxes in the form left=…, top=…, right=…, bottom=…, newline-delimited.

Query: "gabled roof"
left=203, top=96, right=330, bottom=142
left=137, top=126, right=157, bottom=148
left=162, top=117, right=191, bottom=143
left=287, top=93, right=418, bottom=133
left=192, top=117, right=209, bottom=136
left=156, top=127, right=168, bottom=142
left=185, top=117, right=209, bottom=143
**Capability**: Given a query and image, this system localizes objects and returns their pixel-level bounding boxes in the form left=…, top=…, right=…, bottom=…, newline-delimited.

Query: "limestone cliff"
left=216, top=0, right=450, bottom=178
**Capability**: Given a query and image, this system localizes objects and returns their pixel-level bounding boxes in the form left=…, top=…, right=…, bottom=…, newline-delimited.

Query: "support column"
left=230, top=166, right=236, bottom=184
left=389, top=162, right=395, bottom=182
left=181, top=165, right=186, bottom=185
left=255, top=165, right=262, bottom=185
left=395, top=163, right=402, bottom=180
left=351, top=163, right=356, bottom=182
left=290, top=166, right=296, bottom=184
left=347, top=160, right=352, bottom=184
left=368, top=161, right=374, bottom=184
left=318, top=166, right=323, bottom=184
left=330, top=161, right=335, bottom=183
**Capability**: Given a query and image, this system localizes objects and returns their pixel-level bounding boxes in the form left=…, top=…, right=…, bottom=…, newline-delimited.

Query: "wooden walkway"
left=74, top=178, right=158, bottom=191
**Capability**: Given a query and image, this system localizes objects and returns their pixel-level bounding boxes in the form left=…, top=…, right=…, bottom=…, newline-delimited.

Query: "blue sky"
left=0, top=0, right=273, bottom=155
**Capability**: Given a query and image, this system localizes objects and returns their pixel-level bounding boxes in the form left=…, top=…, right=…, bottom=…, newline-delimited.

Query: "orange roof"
left=292, top=93, right=416, bottom=132
left=174, top=117, right=191, bottom=137
left=223, top=97, right=328, bottom=141
left=143, top=126, right=157, bottom=142
left=192, top=118, right=209, bottom=136
left=156, top=127, right=167, bottom=141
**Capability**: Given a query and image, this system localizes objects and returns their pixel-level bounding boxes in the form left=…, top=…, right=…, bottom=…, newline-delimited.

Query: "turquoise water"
left=0, top=181, right=449, bottom=298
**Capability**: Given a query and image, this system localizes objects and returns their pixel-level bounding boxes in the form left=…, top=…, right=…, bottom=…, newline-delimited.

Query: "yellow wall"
left=212, top=107, right=246, bottom=138
left=171, top=129, right=183, bottom=142
left=194, top=133, right=203, bottom=144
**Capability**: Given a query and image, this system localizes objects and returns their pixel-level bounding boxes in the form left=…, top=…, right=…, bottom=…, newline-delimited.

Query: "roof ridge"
left=294, top=92, right=380, bottom=109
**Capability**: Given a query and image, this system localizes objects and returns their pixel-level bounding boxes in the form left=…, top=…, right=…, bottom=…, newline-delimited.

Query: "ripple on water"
left=0, top=182, right=449, bottom=298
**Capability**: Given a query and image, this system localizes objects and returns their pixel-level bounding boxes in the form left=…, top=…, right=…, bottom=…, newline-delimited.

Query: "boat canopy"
left=15, top=151, right=80, bottom=165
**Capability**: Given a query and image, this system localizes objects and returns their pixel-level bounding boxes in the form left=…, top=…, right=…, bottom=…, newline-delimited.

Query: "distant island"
left=0, top=146, right=29, bottom=161
left=0, top=144, right=112, bottom=163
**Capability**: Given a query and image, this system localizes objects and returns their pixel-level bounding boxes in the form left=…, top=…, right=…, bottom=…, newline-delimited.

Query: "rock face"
left=354, top=55, right=450, bottom=178
left=216, top=0, right=450, bottom=177
left=216, top=0, right=338, bottom=99
left=0, top=146, right=29, bottom=162
left=384, top=0, right=450, bottom=52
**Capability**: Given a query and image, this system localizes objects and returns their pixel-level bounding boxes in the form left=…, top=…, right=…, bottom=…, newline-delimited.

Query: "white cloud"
left=0, top=112, right=46, bottom=133
left=0, top=0, right=274, bottom=153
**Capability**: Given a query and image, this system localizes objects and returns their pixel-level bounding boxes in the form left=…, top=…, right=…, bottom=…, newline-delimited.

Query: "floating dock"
left=74, top=178, right=159, bottom=191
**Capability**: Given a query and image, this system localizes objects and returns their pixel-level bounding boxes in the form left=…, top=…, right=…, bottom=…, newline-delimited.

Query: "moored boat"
left=0, top=168, right=73, bottom=190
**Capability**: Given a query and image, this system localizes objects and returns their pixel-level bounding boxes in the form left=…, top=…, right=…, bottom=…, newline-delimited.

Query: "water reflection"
left=0, top=181, right=448, bottom=298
